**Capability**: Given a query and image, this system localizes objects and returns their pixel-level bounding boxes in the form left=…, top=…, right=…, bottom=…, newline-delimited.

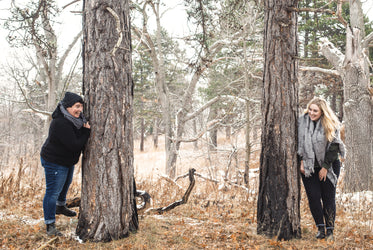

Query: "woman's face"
left=308, top=104, right=322, bottom=121
left=66, top=102, right=83, bottom=118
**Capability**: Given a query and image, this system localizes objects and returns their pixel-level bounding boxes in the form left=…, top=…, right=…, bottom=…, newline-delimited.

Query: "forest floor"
left=0, top=134, right=372, bottom=249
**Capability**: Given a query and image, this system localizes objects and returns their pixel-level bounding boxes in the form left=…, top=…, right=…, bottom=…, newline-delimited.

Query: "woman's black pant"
left=301, top=161, right=340, bottom=229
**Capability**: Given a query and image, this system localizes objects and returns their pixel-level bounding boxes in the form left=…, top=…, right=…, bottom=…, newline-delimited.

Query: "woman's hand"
left=83, top=122, right=91, bottom=129
left=319, top=168, right=327, bottom=181
left=300, top=160, right=305, bottom=174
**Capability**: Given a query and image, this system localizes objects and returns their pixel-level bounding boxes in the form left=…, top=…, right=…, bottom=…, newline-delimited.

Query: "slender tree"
left=257, top=0, right=301, bottom=240
left=76, top=0, right=138, bottom=242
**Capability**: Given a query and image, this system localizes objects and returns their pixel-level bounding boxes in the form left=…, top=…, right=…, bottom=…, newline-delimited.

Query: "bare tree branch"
left=15, top=79, right=52, bottom=116
left=62, top=0, right=81, bottom=10
left=176, top=119, right=221, bottom=143
left=336, top=0, right=348, bottom=27
left=182, top=95, right=256, bottom=124
left=362, top=31, right=373, bottom=49
left=57, top=30, right=83, bottom=83
left=318, top=37, right=345, bottom=70
left=287, top=6, right=335, bottom=15
left=299, top=66, right=340, bottom=76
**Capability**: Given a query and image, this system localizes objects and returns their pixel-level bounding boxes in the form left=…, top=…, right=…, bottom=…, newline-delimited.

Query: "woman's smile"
left=308, top=104, right=322, bottom=121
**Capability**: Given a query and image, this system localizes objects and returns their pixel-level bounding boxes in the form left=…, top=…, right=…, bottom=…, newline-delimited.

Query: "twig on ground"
left=36, top=237, right=58, bottom=250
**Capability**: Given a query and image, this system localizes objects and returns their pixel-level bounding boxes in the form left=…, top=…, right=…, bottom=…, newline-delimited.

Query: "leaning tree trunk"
left=257, top=0, right=301, bottom=240
left=77, top=0, right=138, bottom=242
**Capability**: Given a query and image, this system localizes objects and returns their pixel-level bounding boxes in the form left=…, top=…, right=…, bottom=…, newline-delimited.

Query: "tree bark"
left=318, top=0, right=373, bottom=191
left=153, top=117, right=158, bottom=148
left=207, top=107, right=218, bottom=151
left=140, top=116, right=145, bottom=152
left=343, top=0, right=372, bottom=191
left=257, top=0, right=301, bottom=240
left=343, top=26, right=373, bottom=191
left=77, top=0, right=138, bottom=242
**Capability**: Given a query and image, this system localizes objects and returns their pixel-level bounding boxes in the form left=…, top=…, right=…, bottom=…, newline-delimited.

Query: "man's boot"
left=46, top=223, right=63, bottom=236
left=56, top=205, right=77, bottom=217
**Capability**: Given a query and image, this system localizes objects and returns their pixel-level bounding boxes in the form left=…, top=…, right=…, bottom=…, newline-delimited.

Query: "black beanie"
left=61, top=92, right=84, bottom=108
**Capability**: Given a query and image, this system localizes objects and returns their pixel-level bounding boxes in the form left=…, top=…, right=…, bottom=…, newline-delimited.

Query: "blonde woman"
left=298, top=97, right=345, bottom=240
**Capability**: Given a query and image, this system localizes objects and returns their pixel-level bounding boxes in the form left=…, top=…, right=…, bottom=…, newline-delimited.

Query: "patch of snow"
left=0, top=211, right=43, bottom=225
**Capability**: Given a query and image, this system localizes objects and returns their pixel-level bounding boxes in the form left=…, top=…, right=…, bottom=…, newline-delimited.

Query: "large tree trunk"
left=77, top=0, right=138, bottom=242
left=257, top=0, right=301, bottom=240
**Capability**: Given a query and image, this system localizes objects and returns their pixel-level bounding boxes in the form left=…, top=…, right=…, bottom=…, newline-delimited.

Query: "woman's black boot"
left=316, top=225, right=326, bottom=239
left=326, top=228, right=334, bottom=240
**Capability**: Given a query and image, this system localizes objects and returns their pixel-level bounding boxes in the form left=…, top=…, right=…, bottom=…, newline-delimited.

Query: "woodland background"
left=0, top=0, right=372, bottom=248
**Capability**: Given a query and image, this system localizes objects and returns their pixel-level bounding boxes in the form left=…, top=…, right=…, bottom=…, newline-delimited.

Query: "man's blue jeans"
left=41, top=157, right=74, bottom=225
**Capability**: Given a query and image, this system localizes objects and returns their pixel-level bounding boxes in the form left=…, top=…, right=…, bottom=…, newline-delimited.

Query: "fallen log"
left=66, top=190, right=151, bottom=211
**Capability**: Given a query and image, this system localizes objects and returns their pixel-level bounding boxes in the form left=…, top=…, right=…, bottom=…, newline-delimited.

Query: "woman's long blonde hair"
left=304, top=97, right=341, bottom=142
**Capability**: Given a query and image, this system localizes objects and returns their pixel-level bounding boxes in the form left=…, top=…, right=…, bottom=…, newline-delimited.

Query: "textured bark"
left=207, top=107, right=218, bottom=151
left=343, top=26, right=373, bottom=191
left=153, top=118, right=159, bottom=148
left=342, top=0, right=373, bottom=191
left=77, top=0, right=138, bottom=242
left=318, top=0, right=373, bottom=191
left=257, top=0, right=301, bottom=240
left=140, top=116, right=145, bottom=151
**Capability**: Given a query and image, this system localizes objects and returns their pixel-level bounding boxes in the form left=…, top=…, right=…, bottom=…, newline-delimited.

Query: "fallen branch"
left=151, top=168, right=196, bottom=214
left=299, top=66, right=340, bottom=76
left=175, top=170, right=219, bottom=184
left=36, top=237, right=58, bottom=250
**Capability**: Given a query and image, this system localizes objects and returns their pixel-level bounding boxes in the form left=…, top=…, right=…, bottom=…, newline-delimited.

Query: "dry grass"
left=0, top=134, right=372, bottom=249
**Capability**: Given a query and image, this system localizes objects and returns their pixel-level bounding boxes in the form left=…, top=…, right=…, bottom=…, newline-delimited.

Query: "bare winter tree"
left=1, top=0, right=83, bottom=164
left=76, top=0, right=138, bottom=241
left=318, top=0, right=373, bottom=191
left=132, top=0, right=260, bottom=178
left=5, top=0, right=82, bottom=115
left=257, top=0, right=301, bottom=240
